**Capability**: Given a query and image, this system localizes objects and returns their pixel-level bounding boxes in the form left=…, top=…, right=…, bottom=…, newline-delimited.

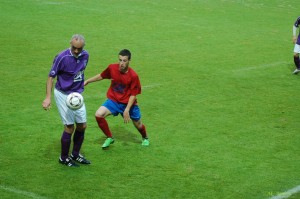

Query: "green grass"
left=1, top=0, right=300, bottom=198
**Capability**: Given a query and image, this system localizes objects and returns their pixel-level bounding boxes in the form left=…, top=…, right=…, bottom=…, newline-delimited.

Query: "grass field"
left=1, top=0, right=300, bottom=198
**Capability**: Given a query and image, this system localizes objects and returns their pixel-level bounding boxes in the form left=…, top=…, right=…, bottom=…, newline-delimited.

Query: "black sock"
left=61, top=131, right=71, bottom=160
left=294, top=56, right=300, bottom=69
left=72, top=130, right=85, bottom=157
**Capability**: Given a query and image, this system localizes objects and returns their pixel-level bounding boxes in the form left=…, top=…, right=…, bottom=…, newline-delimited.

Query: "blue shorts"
left=102, top=99, right=141, bottom=121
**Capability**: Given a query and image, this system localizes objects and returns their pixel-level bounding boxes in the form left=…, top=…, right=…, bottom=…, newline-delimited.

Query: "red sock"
left=138, top=124, right=148, bottom=139
left=95, top=116, right=112, bottom=137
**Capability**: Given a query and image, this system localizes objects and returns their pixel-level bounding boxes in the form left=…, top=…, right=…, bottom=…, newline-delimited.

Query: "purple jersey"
left=49, top=48, right=89, bottom=94
left=294, top=16, right=300, bottom=45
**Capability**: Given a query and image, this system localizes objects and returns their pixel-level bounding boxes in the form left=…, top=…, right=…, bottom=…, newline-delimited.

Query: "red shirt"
left=100, top=63, right=141, bottom=104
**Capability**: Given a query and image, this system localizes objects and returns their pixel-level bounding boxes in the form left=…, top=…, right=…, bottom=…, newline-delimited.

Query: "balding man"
left=42, top=34, right=91, bottom=167
left=292, top=16, right=300, bottom=74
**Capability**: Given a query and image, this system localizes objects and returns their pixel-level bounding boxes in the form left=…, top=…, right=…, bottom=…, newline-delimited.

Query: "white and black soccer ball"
left=66, top=92, right=84, bottom=110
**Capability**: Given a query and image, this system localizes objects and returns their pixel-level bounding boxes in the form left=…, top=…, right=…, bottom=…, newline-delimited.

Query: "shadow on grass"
left=93, top=125, right=141, bottom=147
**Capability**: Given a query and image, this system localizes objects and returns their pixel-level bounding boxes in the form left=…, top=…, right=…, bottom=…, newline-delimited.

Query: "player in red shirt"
left=84, top=49, right=149, bottom=148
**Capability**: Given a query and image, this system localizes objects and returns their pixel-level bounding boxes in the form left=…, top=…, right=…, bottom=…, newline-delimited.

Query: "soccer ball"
left=66, top=92, right=84, bottom=110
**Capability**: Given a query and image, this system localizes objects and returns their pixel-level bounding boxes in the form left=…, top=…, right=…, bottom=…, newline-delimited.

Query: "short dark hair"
left=119, top=49, right=131, bottom=60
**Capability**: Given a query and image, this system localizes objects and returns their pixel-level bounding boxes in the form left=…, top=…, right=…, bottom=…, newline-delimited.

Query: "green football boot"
left=102, top=137, right=114, bottom=149
left=142, top=138, right=150, bottom=146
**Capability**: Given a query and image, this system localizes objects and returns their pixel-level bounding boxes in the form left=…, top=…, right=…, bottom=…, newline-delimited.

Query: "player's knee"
left=64, top=124, right=75, bottom=133
left=95, top=112, right=104, bottom=118
left=133, top=120, right=142, bottom=129
left=75, top=123, right=87, bottom=131
left=81, top=123, right=87, bottom=130
left=95, top=108, right=107, bottom=118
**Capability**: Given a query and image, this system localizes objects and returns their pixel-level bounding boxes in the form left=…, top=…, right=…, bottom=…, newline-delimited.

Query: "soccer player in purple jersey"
left=292, top=16, right=300, bottom=74
left=42, top=34, right=91, bottom=167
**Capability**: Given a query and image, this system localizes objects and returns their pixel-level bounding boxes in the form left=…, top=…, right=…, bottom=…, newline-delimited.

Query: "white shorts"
left=294, top=44, right=300, bottom=53
left=54, top=88, right=87, bottom=125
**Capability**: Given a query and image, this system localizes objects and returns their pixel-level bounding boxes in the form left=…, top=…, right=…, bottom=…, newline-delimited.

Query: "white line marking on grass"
left=142, top=84, right=161, bottom=90
left=39, top=1, right=101, bottom=12
left=233, top=61, right=289, bottom=72
left=0, top=185, right=48, bottom=199
left=222, top=0, right=297, bottom=11
left=269, top=185, right=300, bottom=199
left=44, top=2, right=68, bottom=5
left=36, top=0, right=69, bottom=5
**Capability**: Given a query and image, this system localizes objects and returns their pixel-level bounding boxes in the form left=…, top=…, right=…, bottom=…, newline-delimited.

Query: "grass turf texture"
left=1, top=0, right=300, bottom=198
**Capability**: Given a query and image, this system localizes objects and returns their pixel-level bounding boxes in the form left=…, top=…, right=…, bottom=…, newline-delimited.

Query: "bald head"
left=70, top=34, right=85, bottom=57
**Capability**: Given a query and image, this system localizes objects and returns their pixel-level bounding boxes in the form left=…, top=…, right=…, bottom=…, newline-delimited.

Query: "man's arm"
left=293, top=25, right=298, bottom=44
left=293, top=17, right=300, bottom=44
left=123, top=95, right=137, bottom=123
left=84, top=74, right=103, bottom=86
left=42, top=76, right=54, bottom=110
